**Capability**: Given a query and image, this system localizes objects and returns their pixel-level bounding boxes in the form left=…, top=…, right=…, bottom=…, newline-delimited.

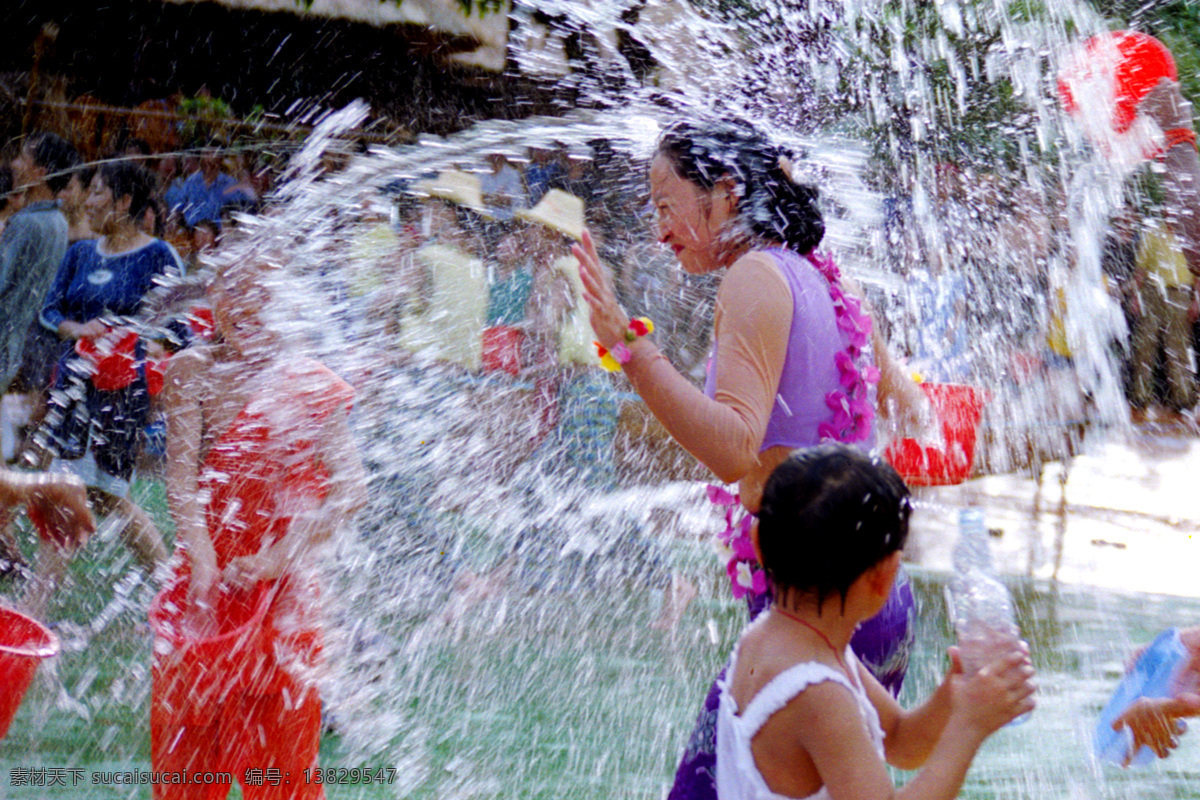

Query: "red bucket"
left=150, top=577, right=278, bottom=717
left=884, top=383, right=987, bottom=487
left=0, top=606, right=59, bottom=739
left=1058, top=31, right=1177, bottom=135
left=482, top=325, right=524, bottom=376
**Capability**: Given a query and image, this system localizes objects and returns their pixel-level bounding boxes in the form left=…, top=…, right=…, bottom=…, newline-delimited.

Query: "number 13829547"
left=303, top=768, right=397, bottom=785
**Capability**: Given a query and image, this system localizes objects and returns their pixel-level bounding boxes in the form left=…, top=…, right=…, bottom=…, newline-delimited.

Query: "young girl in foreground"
left=717, top=445, right=1036, bottom=800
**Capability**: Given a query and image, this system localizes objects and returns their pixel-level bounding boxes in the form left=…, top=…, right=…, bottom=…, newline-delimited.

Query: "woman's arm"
left=40, top=244, right=117, bottom=339
left=840, top=273, right=928, bottom=432
left=576, top=231, right=788, bottom=483
left=40, top=246, right=79, bottom=336
left=161, top=349, right=218, bottom=601
left=872, top=326, right=929, bottom=429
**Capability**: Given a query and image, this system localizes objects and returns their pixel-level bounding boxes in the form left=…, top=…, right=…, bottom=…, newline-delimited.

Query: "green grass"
left=3, top=480, right=1200, bottom=798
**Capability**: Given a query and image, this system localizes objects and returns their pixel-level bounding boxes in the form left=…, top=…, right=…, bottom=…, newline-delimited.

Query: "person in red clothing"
left=152, top=254, right=366, bottom=800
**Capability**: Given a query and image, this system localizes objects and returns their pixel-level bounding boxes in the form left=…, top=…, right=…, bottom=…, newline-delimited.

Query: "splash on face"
left=210, top=262, right=274, bottom=354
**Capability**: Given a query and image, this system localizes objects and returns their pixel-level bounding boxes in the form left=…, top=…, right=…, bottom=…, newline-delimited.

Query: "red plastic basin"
left=150, top=577, right=278, bottom=716
left=885, top=383, right=987, bottom=487
left=0, top=606, right=59, bottom=739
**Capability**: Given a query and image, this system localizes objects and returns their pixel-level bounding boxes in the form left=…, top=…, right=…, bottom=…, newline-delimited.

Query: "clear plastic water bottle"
left=947, top=508, right=1029, bottom=723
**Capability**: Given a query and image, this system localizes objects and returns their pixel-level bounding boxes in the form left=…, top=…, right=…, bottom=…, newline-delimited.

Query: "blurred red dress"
left=151, top=360, right=353, bottom=800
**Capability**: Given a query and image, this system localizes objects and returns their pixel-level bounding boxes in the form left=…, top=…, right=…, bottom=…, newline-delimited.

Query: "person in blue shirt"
left=28, top=161, right=183, bottom=609
left=167, top=144, right=257, bottom=228
left=40, top=167, right=184, bottom=339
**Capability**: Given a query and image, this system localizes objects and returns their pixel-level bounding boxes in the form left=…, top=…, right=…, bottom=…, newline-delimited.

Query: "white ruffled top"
left=715, top=625, right=887, bottom=800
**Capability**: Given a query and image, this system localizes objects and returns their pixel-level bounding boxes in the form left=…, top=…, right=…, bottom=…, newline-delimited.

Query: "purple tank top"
left=704, top=247, right=876, bottom=451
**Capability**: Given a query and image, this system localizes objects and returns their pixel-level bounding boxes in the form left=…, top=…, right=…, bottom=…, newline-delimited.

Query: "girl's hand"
left=59, top=319, right=108, bottom=340
left=1113, top=695, right=1200, bottom=763
left=222, top=553, right=278, bottom=588
left=953, top=642, right=1036, bottom=736
left=573, top=228, right=629, bottom=349
left=186, top=541, right=220, bottom=608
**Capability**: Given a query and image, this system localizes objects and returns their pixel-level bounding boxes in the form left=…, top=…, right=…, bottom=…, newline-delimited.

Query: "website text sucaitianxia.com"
left=9, top=767, right=399, bottom=787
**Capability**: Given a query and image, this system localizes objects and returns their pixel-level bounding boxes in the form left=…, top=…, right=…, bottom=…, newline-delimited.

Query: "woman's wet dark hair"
left=98, top=161, right=156, bottom=221
left=656, top=118, right=824, bottom=254
left=757, top=444, right=911, bottom=610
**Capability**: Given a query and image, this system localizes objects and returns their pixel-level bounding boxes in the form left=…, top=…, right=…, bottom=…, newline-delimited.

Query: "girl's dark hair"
left=656, top=119, right=824, bottom=254
left=98, top=161, right=156, bottom=221
left=758, top=444, right=911, bottom=610
left=143, top=197, right=165, bottom=238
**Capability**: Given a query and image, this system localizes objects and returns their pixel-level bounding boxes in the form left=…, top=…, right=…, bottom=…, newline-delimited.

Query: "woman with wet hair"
left=576, top=117, right=922, bottom=799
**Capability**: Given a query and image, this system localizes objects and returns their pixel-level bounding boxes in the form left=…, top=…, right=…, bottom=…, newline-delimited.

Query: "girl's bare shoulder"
left=727, top=249, right=786, bottom=281
left=730, top=620, right=833, bottom=707
left=722, top=250, right=790, bottom=296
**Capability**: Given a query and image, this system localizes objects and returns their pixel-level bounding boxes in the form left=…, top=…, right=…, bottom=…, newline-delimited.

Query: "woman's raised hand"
left=574, top=228, right=629, bottom=350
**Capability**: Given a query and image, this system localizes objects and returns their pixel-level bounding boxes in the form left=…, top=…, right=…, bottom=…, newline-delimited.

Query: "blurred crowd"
left=879, top=159, right=1200, bottom=438
left=1101, top=202, right=1200, bottom=428
left=0, top=130, right=727, bottom=590
left=5, top=124, right=1196, bottom=588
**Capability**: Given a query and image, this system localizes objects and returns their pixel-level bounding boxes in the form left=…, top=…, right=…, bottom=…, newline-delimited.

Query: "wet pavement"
left=908, top=426, right=1200, bottom=598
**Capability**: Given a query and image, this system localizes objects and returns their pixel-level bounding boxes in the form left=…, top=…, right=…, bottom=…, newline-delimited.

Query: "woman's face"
left=83, top=175, right=125, bottom=234
left=649, top=153, right=735, bottom=274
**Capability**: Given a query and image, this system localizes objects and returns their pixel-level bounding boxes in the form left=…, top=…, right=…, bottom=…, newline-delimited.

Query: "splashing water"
left=5, top=0, right=1200, bottom=798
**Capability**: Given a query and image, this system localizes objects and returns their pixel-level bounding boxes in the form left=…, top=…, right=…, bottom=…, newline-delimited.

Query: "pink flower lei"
left=713, top=249, right=879, bottom=601
left=808, top=250, right=880, bottom=445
